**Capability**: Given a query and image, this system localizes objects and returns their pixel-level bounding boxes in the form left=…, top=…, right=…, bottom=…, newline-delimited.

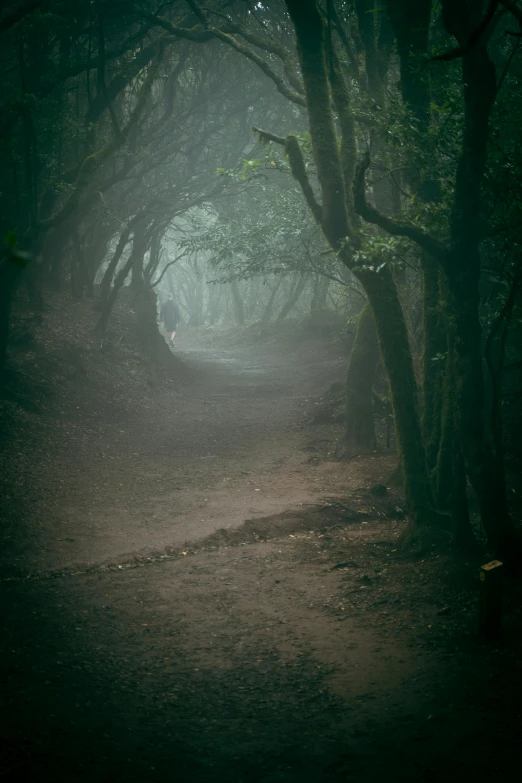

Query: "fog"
left=1, top=1, right=521, bottom=781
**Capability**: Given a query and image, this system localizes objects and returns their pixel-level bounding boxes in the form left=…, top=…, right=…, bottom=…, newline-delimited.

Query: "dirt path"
left=2, top=329, right=345, bottom=573
left=1, top=328, right=521, bottom=782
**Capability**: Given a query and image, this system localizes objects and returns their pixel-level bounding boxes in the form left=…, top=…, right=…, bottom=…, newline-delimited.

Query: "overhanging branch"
left=208, top=27, right=306, bottom=107
left=252, top=126, right=285, bottom=146
left=252, top=126, right=324, bottom=233
left=430, top=0, right=500, bottom=61
left=353, top=153, right=448, bottom=263
left=303, top=242, right=366, bottom=298
left=147, top=12, right=305, bottom=106
left=284, top=135, right=324, bottom=226
left=36, top=59, right=161, bottom=236
left=152, top=251, right=189, bottom=287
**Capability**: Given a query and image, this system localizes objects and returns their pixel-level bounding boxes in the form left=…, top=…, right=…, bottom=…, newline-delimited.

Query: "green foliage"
left=351, top=235, right=412, bottom=274
left=179, top=178, right=327, bottom=282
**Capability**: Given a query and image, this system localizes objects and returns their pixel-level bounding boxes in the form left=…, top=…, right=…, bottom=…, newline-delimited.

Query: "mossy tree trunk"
left=133, top=282, right=173, bottom=365
left=95, top=226, right=147, bottom=334
left=144, top=227, right=164, bottom=283
left=342, top=4, right=394, bottom=461
left=347, top=0, right=518, bottom=557
left=361, top=266, right=435, bottom=525
left=285, top=0, right=436, bottom=528
left=441, top=2, right=516, bottom=558
left=384, top=0, right=478, bottom=549
left=130, top=222, right=149, bottom=293
left=99, top=224, right=133, bottom=302
left=421, top=262, right=447, bottom=475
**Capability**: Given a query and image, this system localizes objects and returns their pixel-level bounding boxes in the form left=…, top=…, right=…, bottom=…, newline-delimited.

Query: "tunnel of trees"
left=1, top=0, right=522, bottom=563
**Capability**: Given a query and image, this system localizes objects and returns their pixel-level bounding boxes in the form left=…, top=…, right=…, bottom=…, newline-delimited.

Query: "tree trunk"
left=84, top=222, right=112, bottom=297
left=362, top=266, right=435, bottom=526
left=441, top=3, right=517, bottom=559
left=230, top=278, right=245, bottom=325
left=342, top=302, right=379, bottom=456
left=94, top=230, right=146, bottom=334
left=246, top=279, right=259, bottom=321
left=421, top=262, right=447, bottom=474
left=261, top=278, right=283, bottom=324
left=449, top=270, right=513, bottom=553
left=310, top=274, right=329, bottom=313
left=130, top=225, right=148, bottom=293
left=206, top=283, right=223, bottom=325
left=133, top=283, right=174, bottom=366
left=277, top=272, right=307, bottom=320
left=285, top=0, right=435, bottom=529
left=144, top=228, right=163, bottom=282
left=98, top=229, right=130, bottom=300
left=45, top=221, right=71, bottom=290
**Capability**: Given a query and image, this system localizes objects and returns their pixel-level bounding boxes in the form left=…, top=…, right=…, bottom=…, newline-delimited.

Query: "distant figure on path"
left=161, top=294, right=181, bottom=347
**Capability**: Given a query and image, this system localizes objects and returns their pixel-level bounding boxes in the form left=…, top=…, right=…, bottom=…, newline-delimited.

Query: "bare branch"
left=208, top=27, right=306, bottom=106
left=185, top=0, right=208, bottom=25
left=285, top=135, right=324, bottom=226
left=152, top=251, right=189, bottom=287
left=234, top=29, right=304, bottom=95
left=147, top=13, right=306, bottom=106
left=145, top=13, right=220, bottom=40
left=252, top=126, right=286, bottom=146
left=188, top=0, right=304, bottom=94
left=252, top=127, right=323, bottom=226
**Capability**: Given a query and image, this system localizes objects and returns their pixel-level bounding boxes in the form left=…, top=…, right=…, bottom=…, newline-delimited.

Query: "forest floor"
left=1, top=299, right=521, bottom=782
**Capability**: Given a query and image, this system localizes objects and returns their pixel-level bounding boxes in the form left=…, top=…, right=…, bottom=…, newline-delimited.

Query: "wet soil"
left=1, top=318, right=521, bottom=782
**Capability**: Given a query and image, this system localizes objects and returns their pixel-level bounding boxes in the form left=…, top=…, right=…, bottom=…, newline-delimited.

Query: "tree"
left=155, top=0, right=521, bottom=557
left=3, top=0, right=521, bottom=558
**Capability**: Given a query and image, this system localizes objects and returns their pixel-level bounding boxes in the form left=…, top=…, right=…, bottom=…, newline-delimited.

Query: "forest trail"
left=1, top=326, right=347, bottom=574
left=2, top=327, right=521, bottom=782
